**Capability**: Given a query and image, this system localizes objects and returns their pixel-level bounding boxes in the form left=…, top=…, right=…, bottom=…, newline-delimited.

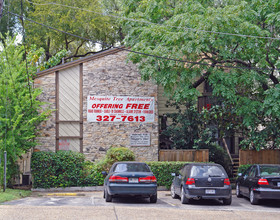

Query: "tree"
left=162, top=103, right=231, bottom=174
left=0, top=0, right=23, bottom=39
left=121, top=0, right=280, bottom=150
left=0, top=35, right=50, bottom=186
left=23, top=0, right=123, bottom=61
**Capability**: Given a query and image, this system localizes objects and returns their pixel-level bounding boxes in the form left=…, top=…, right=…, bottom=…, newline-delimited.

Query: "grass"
left=0, top=188, right=32, bottom=203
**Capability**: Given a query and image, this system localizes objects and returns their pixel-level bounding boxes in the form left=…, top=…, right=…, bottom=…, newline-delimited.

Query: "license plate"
left=205, top=189, right=215, bottom=194
left=277, top=182, right=280, bottom=187
left=129, top=178, right=139, bottom=183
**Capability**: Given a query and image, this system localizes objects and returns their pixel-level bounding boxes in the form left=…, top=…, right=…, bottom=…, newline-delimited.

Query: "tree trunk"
left=45, top=37, right=51, bottom=61
left=222, top=137, right=234, bottom=165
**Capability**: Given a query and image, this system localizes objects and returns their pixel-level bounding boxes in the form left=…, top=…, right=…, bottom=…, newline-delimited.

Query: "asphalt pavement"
left=1, top=191, right=280, bottom=220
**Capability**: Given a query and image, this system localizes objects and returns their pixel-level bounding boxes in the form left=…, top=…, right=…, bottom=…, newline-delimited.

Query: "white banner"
left=87, top=96, right=155, bottom=123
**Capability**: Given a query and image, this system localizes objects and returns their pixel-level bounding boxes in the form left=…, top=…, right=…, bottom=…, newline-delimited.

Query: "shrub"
left=96, top=147, right=135, bottom=172
left=146, top=161, right=187, bottom=188
left=106, top=147, right=135, bottom=162
left=31, top=151, right=100, bottom=188
left=237, top=164, right=252, bottom=175
left=82, top=161, right=105, bottom=186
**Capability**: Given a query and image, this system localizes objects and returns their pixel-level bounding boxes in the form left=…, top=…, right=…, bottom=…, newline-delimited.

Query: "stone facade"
left=34, top=49, right=159, bottom=161
left=83, top=51, right=158, bottom=161
left=34, top=73, right=56, bottom=152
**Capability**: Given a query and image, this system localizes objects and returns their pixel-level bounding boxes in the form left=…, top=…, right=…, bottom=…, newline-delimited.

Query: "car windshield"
left=113, top=163, right=150, bottom=172
left=190, top=165, right=226, bottom=178
left=260, top=165, right=280, bottom=176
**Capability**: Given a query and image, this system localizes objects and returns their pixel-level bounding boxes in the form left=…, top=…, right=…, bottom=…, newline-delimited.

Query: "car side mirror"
left=238, top=173, right=242, bottom=177
left=101, top=171, right=108, bottom=176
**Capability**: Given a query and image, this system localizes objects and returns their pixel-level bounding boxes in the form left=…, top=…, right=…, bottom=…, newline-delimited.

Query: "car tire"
left=250, top=189, right=258, bottom=205
left=180, top=187, right=189, bottom=204
left=171, top=183, right=179, bottom=199
left=236, top=183, right=242, bottom=198
left=105, top=189, right=112, bottom=202
left=223, top=196, right=232, bottom=205
left=150, top=193, right=157, bottom=203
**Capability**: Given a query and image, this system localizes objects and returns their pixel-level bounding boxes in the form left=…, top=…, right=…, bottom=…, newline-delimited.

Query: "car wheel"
left=250, top=189, right=258, bottom=205
left=236, top=183, right=242, bottom=198
left=105, top=189, right=112, bottom=202
left=150, top=193, right=157, bottom=203
left=223, top=196, right=232, bottom=205
left=171, top=183, right=179, bottom=199
left=180, top=187, right=189, bottom=204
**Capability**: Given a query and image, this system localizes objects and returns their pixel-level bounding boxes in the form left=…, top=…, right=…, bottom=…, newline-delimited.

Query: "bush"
left=146, top=161, right=187, bottom=188
left=96, top=147, right=135, bottom=172
left=237, top=164, right=252, bottom=175
left=31, top=151, right=101, bottom=188
left=82, top=161, right=105, bottom=186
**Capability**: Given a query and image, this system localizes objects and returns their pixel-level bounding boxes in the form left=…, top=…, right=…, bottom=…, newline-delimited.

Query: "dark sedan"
left=102, top=162, right=157, bottom=203
left=236, top=164, right=280, bottom=205
left=171, top=163, right=232, bottom=205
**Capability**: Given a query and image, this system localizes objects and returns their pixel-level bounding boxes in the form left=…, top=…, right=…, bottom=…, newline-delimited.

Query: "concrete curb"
left=31, top=186, right=104, bottom=192
left=32, top=186, right=169, bottom=192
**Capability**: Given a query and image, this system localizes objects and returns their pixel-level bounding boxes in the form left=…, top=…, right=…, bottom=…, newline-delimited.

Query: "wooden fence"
left=239, top=149, right=280, bottom=165
left=159, top=149, right=209, bottom=162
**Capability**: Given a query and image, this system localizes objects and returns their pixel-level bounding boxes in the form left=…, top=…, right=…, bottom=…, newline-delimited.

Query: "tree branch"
left=65, top=51, right=98, bottom=61
left=265, top=41, right=279, bottom=85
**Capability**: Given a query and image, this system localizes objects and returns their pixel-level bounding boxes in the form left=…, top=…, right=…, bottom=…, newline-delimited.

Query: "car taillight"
left=109, top=175, right=128, bottom=182
left=224, top=178, right=230, bottom=185
left=258, top=178, right=269, bottom=185
left=185, top=178, right=195, bottom=185
left=139, top=176, right=157, bottom=183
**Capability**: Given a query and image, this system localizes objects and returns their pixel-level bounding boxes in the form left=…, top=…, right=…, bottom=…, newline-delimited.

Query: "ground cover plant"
left=0, top=189, right=31, bottom=203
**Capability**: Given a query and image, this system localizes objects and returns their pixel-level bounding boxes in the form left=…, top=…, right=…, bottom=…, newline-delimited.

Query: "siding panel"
left=59, top=122, right=80, bottom=136
left=59, top=65, right=80, bottom=121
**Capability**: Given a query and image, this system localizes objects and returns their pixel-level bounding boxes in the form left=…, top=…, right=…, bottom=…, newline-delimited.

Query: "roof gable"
left=35, top=46, right=126, bottom=78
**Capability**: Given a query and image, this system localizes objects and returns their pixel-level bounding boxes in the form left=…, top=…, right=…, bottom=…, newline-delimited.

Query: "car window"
left=248, top=166, right=257, bottom=177
left=260, top=166, right=280, bottom=176
left=182, top=165, right=189, bottom=177
left=113, top=163, right=150, bottom=172
left=243, top=167, right=251, bottom=177
left=190, top=165, right=226, bottom=177
left=179, top=167, right=184, bottom=176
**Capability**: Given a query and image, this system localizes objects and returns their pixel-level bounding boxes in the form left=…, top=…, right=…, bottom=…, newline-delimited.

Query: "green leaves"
left=146, top=161, right=186, bottom=188
left=31, top=151, right=100, bottom=188
left=0, top=35, right=51, bottom=186
left=121, top=0, right=280, bottom=150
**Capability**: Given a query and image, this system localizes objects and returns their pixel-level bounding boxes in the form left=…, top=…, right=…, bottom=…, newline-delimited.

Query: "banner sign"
left=130, top=133, right=151, bottom=146
left=87, top=96, right=155, bottom=123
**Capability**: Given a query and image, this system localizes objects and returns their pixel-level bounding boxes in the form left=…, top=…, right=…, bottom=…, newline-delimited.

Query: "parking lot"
left=3, top=191, right=280, bottom=211
left=1, top=191, right=280, bottom=220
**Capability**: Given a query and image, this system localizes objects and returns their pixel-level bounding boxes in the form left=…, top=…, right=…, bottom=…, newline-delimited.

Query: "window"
left=190, top=165, right=226, bottom=177
left=113, top=163, right=150, bottom=172
left=248, top=167, right=256, bottom=177
left=260, top=165, right=280, bottom=176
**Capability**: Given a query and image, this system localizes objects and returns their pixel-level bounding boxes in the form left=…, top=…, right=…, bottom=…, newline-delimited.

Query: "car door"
left=239, top=167, right=251, bottom=195
left=243, top=166, right=257, bottom=196
left=173, top=168, right=184, bottom=195
left=174, top=166, right=186, bottom=195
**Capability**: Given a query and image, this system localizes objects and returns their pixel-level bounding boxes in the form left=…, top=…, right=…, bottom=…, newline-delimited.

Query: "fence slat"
left=159, top=149, right=209, bottom=162
left=239, top=149, right=280, bottom=165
